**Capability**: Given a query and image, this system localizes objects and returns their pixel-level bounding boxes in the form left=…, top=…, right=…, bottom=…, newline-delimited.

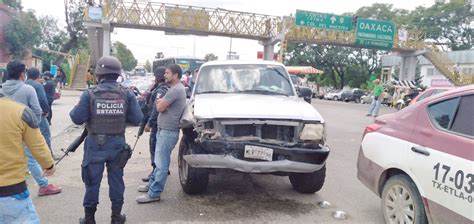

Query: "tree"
left=54, top=0, right=87, bottom=65
left=4, top=11, right=41, bottom=59
left=38, top=15, right=68, bottom=51
left=145, top=60, right=152, bottom=72
left=409, top=1, right=473, bottom=50
left=113, top=41, right=137, bottom=71
left=204, top=53, right=218, bottom=61
left=1, top=0, right=22, bottom=10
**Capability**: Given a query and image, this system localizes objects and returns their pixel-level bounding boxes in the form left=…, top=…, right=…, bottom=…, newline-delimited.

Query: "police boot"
left=79, top=207, right=96, bottom=224
left=111, top=207, right=126, bottom=224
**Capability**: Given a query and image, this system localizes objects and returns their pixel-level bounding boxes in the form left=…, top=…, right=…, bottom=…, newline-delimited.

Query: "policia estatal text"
left=69, top=56, right=143, bottom=224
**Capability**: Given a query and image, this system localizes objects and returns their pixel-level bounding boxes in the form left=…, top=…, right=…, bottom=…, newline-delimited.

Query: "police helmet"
left=95, top=56, right=122, bottom=76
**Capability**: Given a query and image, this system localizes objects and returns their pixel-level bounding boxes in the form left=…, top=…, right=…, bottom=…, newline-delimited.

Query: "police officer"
left=70, top=56, right=143, bottom=224
left=142, top=66, right=169, bottom=182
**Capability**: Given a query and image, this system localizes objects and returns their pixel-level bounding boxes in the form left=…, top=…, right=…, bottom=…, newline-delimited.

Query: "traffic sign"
left=295, top=10, right=353, bottom=32
left=355, top=18, right=396, bottom=50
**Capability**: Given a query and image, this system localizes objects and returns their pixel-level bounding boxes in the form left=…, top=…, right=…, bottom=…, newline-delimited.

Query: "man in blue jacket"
left=25, top=68, right=53, bottom=154
left=70, top=56, right=143, bottom=224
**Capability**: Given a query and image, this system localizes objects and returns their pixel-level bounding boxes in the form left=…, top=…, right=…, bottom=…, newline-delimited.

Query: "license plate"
left=244, top=145, right=273, bottom=161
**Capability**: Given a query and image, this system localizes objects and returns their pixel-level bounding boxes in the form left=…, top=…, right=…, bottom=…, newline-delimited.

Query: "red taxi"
left=357, top=85, right=473, bottom=223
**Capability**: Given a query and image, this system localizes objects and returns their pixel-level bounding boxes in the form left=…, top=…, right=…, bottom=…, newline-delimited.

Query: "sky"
left=22, top=0, right=436, bottom=64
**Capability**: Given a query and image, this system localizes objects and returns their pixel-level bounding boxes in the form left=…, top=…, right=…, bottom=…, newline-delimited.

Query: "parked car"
left=409, top=87, right=455, bottom=105
left=357, top=85, right=473, bottom=224
left=360, top=94, right=373, bottom=104
left=341, top=89, right=365, bottom=103
left=179, top=60, right=330, bottom=195
left=324, top=89, right=343, bottom=101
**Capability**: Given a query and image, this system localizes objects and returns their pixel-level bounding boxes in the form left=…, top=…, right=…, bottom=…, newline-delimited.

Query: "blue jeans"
left=148, top=129, right=180, bottom=198
left=368, top=98, right=381, bottom=116
left=0, top=191, right=40, bottom=224
left=39, top=116, right=51, bottom=150
left=25, top=147, right=49, bottom=188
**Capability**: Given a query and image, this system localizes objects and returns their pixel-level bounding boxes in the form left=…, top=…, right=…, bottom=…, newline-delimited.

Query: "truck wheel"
left=381, top=174, right=427, bottom=224
left=178, top=137, right=209, bottom=195
left=289, top=165, right=326, bottom=193
left=333, top=96, right=338, bottom=101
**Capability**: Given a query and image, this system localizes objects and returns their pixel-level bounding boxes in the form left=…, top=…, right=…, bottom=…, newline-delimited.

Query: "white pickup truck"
left=178, top=60, right=330, bottom=194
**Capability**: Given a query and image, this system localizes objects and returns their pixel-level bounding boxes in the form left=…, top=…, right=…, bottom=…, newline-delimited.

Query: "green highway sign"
left=295, top=10, right=353, bottom=32
left=355, top=18, right=396, bottom=50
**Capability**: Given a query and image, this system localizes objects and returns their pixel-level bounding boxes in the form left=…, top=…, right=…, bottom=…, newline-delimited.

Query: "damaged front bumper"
left=184, top=140, right=330, bottom=173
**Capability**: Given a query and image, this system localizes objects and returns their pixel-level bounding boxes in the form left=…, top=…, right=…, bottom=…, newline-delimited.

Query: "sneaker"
left=142, top=176, right=150, bottom=182
left=366, top=114, right=372, bottom=116
left=136, top=195, right=160, bottom=204
left=137, top=185, right=149, bottom=192
left=38, top=184, right=62, bottom=196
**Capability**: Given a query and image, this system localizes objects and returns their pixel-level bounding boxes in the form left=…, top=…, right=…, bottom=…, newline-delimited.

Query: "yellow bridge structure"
left=82, top=0, right=472, bottom=86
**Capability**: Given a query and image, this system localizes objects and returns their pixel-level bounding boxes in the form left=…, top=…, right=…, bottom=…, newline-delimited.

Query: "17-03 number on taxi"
left=432, top=162, right=473, bottom=203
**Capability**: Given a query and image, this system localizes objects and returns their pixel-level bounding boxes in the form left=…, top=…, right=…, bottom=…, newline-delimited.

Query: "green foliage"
left=408, top=1, right=473, bottom=50
left=204, top=53, right=218, bottom=61
left=113, top=42, right=137, bottom=71
left=4, top=11, right=41, bottom=59
left=38, top=16, right=68, bottom=51
left=2, top=0, right=21, bottom=9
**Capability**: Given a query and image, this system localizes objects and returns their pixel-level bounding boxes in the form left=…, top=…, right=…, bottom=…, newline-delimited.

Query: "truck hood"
left=193, top=94, right=324, bottom=122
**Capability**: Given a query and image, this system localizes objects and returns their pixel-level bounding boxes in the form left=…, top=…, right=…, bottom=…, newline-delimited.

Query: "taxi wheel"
left=289, top=165, right=326, bottom=194
left=381, top=174, right=428, bottom=224
left=178, top=137, right=209, bottom=195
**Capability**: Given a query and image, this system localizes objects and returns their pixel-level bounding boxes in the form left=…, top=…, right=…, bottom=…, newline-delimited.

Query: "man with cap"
left=366, top=79, right=384, bottom=117
left=70, top=56, right=143, bottom=224
left=142, top=66, right=169, bottom=182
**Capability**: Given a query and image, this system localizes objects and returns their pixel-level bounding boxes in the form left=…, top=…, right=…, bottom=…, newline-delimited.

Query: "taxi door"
left=408, top=93, right=473, bottom=223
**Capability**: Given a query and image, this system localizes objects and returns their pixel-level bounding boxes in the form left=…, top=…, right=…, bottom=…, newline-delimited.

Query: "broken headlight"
left=299, top=123, right=325, bottom=142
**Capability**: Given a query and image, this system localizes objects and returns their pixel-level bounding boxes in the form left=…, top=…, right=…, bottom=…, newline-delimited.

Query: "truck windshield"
left=195, top=64, right=295, bottom=96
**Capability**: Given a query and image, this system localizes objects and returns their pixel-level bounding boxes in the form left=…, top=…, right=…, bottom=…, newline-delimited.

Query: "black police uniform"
left=69, top=57, right=143, bottom=224
left=147, top=82, right=169, bottom=170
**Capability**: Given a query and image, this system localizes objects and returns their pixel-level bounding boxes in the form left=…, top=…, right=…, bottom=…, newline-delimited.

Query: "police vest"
left=87, top=85, right=128, bottom=135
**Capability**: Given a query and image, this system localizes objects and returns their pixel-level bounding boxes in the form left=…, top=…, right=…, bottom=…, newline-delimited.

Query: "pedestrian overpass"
left=77, top=0, right=472, bottom=87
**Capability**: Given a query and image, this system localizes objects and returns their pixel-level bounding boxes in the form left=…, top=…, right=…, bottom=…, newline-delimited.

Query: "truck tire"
left=289, top=165, right=326, bottom=193
left=178, top=137, right=209, bottom=195
left=333, top=96, right=339, bottom=101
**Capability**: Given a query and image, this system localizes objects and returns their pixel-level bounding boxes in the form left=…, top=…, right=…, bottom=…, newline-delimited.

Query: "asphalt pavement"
left=32, top=90, right=396, bottom=223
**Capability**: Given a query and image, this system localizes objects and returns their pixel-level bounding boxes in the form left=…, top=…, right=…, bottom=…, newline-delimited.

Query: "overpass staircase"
left=69, top=54, right=90, bottom=90
left=421, top=45, right=473, bottom=86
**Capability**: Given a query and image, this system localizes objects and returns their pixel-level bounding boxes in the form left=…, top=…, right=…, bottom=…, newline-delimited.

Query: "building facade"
left=0, top=4, right=14, bottom=67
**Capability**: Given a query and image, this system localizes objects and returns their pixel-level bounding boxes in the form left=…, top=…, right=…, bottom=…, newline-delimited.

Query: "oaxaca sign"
left=355, top=18, right=396, bottom=50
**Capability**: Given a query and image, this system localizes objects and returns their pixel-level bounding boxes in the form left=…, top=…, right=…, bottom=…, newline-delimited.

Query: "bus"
left=153, top=57, right=205, bottom=74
